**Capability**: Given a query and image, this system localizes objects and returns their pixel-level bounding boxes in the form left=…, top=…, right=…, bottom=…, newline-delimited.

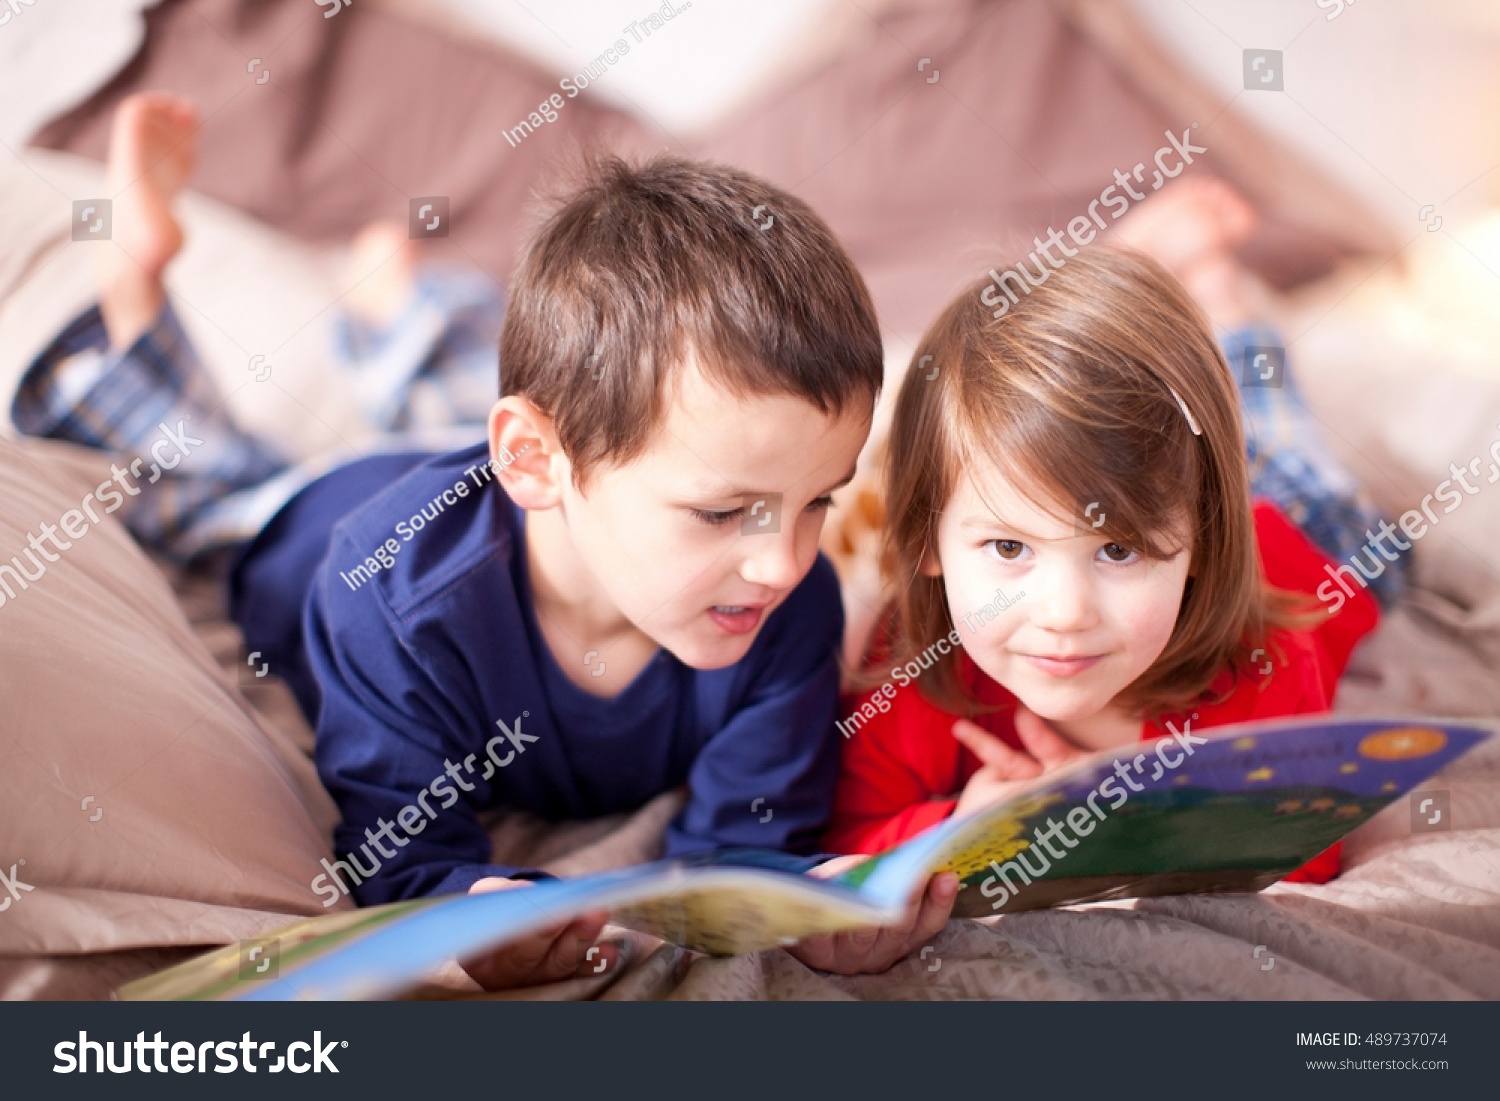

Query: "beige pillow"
left=0, top=436, right=351, bottom=958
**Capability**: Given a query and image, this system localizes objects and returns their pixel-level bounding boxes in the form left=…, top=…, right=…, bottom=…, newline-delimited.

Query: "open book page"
left=122, top=862, right=886, bottom=1002
left=119, top=902, right=432, bottom=1001
left=604, top=867, right=882, bottom=955
left=122, top=716, right=1491, bottom=1001
left=846, top=716, right=1493, bottom=918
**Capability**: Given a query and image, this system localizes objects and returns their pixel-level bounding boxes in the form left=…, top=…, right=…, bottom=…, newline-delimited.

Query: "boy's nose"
left=739, top=529, right=804, bottom=592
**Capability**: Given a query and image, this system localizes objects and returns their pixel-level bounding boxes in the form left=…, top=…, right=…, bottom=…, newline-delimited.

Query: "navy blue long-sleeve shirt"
left=301, top=444, right=845, bottom=905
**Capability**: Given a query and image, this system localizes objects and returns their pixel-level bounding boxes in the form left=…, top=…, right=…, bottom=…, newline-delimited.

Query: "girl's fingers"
left=952, top=718, right=1043, bottom=779
left=1012, top=703, right=1087, bottom=769
left=868, top=872, right=957, bottom=970
left=870, top=885, right=925, bottom=958
left=903, top=872, right=958, bottom=953
left=792, top=934, right=834, bottom=970
left=791, top=875, right=960, bottom=974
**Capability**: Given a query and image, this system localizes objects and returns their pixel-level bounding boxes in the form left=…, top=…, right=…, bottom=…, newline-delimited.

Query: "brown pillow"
left=0, top=436, right=351, bottom=958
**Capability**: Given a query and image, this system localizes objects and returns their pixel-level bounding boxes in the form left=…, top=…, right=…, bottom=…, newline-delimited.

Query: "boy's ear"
left=488, top=396, right=568, bottom=510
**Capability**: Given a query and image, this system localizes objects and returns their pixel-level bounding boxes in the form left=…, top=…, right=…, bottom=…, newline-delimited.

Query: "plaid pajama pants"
left=9, top=268, right=499, bottom=563
left=1220, top=324, right=1405, bottom=606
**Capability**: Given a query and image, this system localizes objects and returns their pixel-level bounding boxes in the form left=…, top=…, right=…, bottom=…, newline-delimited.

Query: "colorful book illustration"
left=120, top=715, right=1492, bottom=1001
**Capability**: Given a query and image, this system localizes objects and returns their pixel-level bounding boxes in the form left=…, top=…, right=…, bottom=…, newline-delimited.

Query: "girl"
left=825, top=240, right=1395, bottom=885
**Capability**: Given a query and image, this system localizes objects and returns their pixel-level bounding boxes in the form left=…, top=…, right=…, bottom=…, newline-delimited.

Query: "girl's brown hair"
left=881, top=246, right=1312, bottom=719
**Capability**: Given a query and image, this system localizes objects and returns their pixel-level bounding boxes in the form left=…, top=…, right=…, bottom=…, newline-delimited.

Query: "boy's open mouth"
left=708, top=604, right=767, bottom=635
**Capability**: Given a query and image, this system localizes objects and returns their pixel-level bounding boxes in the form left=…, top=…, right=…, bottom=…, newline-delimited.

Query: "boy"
left=13, top=93, right=955, bottom=987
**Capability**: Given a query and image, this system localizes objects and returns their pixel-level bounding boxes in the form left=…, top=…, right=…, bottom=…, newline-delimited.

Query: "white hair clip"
left=1168, top=385, right=1202, bottom=436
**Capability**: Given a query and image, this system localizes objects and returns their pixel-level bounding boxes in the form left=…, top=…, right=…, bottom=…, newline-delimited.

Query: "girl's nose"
left=1028, top=564, right=1098, bottom=632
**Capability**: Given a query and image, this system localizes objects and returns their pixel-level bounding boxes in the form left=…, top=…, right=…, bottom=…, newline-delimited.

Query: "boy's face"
left=552, top=364, right=870, bottom=670
left=929, top=464, right=1192, bottom=727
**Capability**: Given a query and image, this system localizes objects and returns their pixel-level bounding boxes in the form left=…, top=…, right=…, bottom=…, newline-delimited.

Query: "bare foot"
left=96, top=92, right=199, bottom=350
left=1115, top=176, right=1260, bottom=327
left=342, top=220, right=423, bottom=327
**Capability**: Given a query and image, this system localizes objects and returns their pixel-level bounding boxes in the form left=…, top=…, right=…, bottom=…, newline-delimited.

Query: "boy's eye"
left=985, top=539, right=1025, bottom=560
left=1099, top=542, right=1137, bottom=563
left=691, top=495, right=834, bottom=527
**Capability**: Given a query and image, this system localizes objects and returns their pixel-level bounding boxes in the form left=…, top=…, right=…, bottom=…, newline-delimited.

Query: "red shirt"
left=825, top=502, right=1381, bottom=884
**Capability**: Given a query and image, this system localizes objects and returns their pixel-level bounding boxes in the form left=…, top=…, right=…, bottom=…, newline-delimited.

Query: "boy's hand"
left=952, top=704, right=1087, bottom=819
left=785, top=859, right=958, bottom=975
left=460, top=878, right=617, bottom=991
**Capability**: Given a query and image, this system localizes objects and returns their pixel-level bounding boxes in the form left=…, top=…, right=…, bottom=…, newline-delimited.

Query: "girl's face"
left=927, top=463, right=1193, bottom=733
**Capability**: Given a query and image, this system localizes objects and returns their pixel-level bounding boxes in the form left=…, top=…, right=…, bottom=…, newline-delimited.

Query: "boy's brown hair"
left=881, top=246, right=1313, bottom=719
left=499, top=154, right=884, bottom=484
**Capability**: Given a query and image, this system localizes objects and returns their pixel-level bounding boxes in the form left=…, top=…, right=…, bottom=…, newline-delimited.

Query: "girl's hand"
left=459, top=877, right=618, bottom=991
left=786, top=858, right=958, bottom=974
left=952, top=704, right=1088, bottom=818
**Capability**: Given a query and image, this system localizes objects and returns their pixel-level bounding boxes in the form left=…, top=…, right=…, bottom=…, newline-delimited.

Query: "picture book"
left=120, top=715, right=1492, bottom=1001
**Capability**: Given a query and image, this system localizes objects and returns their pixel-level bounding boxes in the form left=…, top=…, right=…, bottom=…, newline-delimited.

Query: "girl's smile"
left=1018, top=652, right=1106, bottom=677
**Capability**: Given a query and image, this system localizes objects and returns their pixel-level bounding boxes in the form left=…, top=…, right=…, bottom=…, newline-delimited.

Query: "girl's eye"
left=806, top=494, right=836, bottom=513
left=1099, top=542, right=1138, bottom=563
left=986, top=539, right=1025, bottom=560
